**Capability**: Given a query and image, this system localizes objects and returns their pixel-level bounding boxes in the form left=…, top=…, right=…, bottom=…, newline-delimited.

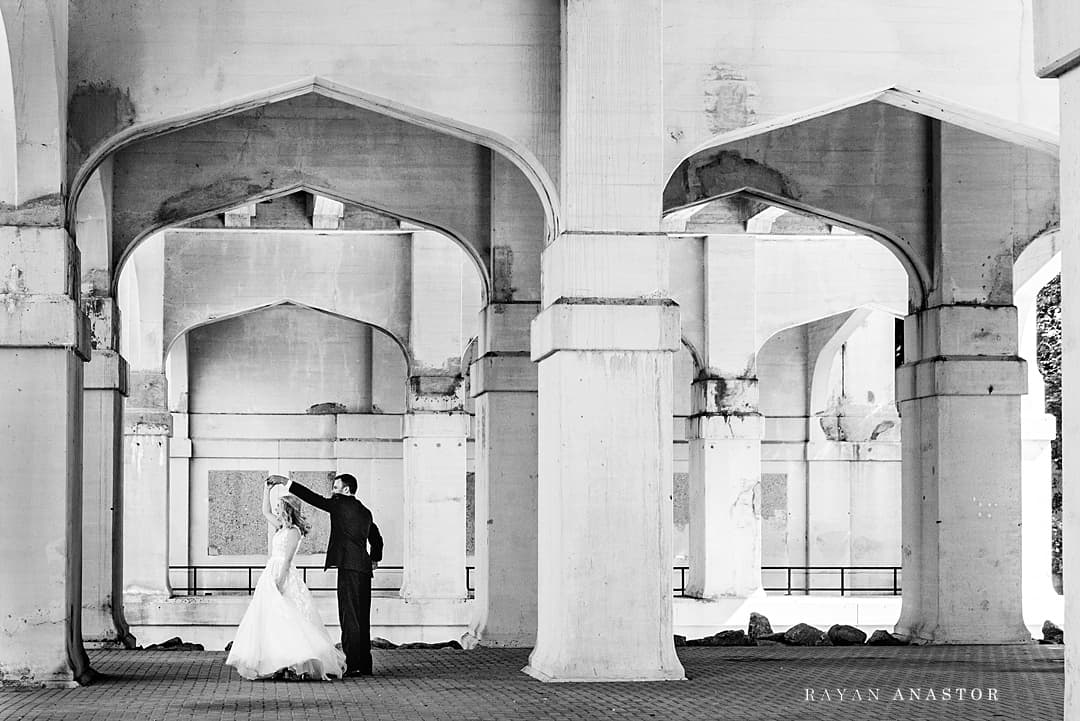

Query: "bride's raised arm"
left=261, top=482, right=281, bottom=530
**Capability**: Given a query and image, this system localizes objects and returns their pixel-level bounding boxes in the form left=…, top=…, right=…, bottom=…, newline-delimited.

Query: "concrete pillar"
left=1031, top=6, right=1080, bottom=712
left=400, top=411, right=468, bottom=600
left=524, top=0, right=682, bottom=682
left=122, top=371, right=172, bottom=602
left=0, top=226, right=94, bottom=685
left=686, top=380, right=764, bottom=599
left=81, top=338, right=135, bottom=647
left=468, top=303, right=539, bottom=646
left=686, top=233, right=763, bottom=600
left=894, top=306, right=1029, bottom=643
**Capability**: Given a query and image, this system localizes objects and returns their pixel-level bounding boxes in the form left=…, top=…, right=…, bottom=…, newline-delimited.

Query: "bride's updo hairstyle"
left=278, top=495, right=312, bottom=536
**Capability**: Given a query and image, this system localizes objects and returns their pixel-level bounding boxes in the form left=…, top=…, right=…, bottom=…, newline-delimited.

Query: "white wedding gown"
left=225, top=527, right=346, bottom=680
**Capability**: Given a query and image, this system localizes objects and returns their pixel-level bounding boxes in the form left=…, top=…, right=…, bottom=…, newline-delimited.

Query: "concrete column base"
left=685, top=409, right=764, bottom=600
left=895, top=314, right=1029, bottom=644
left=468, top=387, right=538, bottom=647
left=400, top=412, right=468, bottom=601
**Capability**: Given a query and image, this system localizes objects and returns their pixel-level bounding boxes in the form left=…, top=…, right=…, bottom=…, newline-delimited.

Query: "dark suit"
left=288, top=481, right=384, bottom=674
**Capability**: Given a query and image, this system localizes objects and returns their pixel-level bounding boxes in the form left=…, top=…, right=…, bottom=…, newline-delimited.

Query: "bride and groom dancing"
left=225, top=473, right=384, bottom=680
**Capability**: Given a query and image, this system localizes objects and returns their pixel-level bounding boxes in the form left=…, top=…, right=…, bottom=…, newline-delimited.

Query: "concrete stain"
left=67, top=82, right=138, bottom=158
left=0, top=193, right=65, bottom=227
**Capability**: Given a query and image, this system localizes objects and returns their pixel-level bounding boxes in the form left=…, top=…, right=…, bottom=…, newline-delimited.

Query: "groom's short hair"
left=334, top=473, right=358, bottom=495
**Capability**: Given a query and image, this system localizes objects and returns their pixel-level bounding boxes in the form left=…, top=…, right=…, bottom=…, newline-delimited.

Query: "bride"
left=225, top=478, right=347, bottom=680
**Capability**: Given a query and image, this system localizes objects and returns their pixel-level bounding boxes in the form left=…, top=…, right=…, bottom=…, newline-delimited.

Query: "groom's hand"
left=265, top=475, right=287, bottom=487
left=371, top=561, right=379, bottom=571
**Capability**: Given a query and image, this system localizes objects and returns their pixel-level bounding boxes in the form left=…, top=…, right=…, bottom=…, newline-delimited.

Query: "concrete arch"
left=165, top=299, right=413, bottom=378
left=756, top=302, right=906, bottom=359
left=0, top=7, right=16, bottom=204
left=111, top=182, right=492, bottom=306
left=664, top=87, right=1061, bottom=310
left=0, top=0, right=66, bottom=207
left=1015, top=229, right=1062, bottom=298
left=68, top=77, right=559, bottom=242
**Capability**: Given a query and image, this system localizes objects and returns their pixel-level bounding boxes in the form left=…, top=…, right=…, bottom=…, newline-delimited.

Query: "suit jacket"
left=288, top=482, right=384, bottom=575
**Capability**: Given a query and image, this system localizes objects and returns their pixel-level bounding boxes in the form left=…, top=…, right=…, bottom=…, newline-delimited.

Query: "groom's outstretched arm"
left=286, top=481, right=334, bottom=513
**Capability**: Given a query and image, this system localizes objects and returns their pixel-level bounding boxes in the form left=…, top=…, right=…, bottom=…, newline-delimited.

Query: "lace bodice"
left=270, top=526, right=301, bottom=560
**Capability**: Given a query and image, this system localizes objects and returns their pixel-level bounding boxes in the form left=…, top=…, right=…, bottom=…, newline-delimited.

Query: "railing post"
left=840, top=567, right=845, bottom=596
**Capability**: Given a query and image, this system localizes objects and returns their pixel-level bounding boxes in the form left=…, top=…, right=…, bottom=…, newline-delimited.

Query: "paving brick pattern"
left=0, top=645, right=1063, bottom=721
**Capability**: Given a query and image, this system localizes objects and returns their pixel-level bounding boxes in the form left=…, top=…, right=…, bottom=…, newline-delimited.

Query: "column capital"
left=904, top=305, right=1017, bottom=359
left=408, top=374, right=466, bottom=413
left=531, top=300, right=680, bottom=362
left=691, top=376, right=759, bottom=415
left=541, top=232, right=670, bottom=306
left=84, top=349, right=129, bottom=393
left=470, top=353, right=536, bottom=396
left=896, top=357, right=1027, bottom=402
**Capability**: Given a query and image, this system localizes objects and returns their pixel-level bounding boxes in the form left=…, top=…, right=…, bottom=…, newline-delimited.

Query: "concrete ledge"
left=84, top=350, right=129, bottom=392
left=896, top=357, right=1027, bottom=400
left=0, top=295, right=91, bottom=359
left=531, top=303, right=681, bottom=361
left=907, top=305, right=1018, bottom=357
left=480, top=303, right=538, bottom=353
left=805, top=441, right=901, bottom=462
left=125, top=594, right=473, bottom=650
left=688, top=414, right=764, bottom=441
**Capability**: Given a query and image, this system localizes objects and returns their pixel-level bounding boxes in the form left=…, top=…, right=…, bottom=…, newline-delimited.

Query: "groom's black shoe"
left=344, top=669, right=372, bottom=678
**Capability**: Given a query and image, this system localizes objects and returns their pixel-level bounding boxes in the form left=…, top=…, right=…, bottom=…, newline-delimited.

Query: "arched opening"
left=0, top=9, right=17, bottom=203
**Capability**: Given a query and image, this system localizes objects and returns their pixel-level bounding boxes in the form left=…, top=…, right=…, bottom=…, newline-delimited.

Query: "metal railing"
left=674, top=565, right=902, bottom=597
left=170, top=564, right=899, bottom=598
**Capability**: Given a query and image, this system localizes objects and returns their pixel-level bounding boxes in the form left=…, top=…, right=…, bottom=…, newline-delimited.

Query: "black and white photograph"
left=0, top=1, right=1074, bottom=719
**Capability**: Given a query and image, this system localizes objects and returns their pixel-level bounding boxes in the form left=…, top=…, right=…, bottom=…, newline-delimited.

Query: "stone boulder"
left=783, top=623, right=826, bottom=646
left=1042, top=620, right=1064, bottom=644
left=747, top=612, right=773, bottom=641
left=755, top=632, right=787, bottom=646
left=867, top=630, right=908, bottom=646
left=827, top=624, right=867, bottom=646
left=685, top=630, right=749, bottom=646
left=145, top=636, right=204, bottom=651
left=397, top=640, right=463, bottom=650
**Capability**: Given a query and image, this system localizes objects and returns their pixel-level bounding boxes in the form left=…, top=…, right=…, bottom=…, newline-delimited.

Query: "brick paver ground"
left=0, top=644, right=1063, bottom=721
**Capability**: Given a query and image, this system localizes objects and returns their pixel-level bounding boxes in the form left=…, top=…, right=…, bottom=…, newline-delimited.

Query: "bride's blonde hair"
left=278, top=494, right=311, bottom=536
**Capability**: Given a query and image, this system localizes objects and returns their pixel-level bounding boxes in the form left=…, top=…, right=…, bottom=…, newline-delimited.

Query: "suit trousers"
left=337, top=569, right=373, bottom=673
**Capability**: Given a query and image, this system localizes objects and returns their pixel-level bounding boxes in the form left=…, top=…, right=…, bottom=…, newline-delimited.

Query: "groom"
left=268, top=473, right=383, bottom=676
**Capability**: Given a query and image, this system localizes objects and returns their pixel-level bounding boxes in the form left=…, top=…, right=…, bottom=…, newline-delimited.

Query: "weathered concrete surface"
left=664, top=97, right=1059, bottom=308
left=186, top=305, right=376, bottom=414
left=468, top=303, right=539, bottom=647
left=161, top=230, right=412, bottom=352
left=67, top=0, right=560, bottom=181
left=0, top=0, right=67, bottom=206
left=110, top=94, right=495, bottom=271
left=0, top=224, right=92, bottom=685
left=82, top=349, right=134, bottom=647
left=401, top=413, right=468, bottom=601
left=894, top=307, right=1028, bottom=644
left=665, top=0, right=1059, bottom=174
left=123, top=371, right=172, bottom=601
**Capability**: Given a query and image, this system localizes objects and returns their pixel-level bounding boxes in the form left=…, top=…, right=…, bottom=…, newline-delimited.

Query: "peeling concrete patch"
left=0, top=194, right=65, bottom=227
left=691, top=150, right=799, bottom=204
left=703, top=63, right=759, bottom=135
